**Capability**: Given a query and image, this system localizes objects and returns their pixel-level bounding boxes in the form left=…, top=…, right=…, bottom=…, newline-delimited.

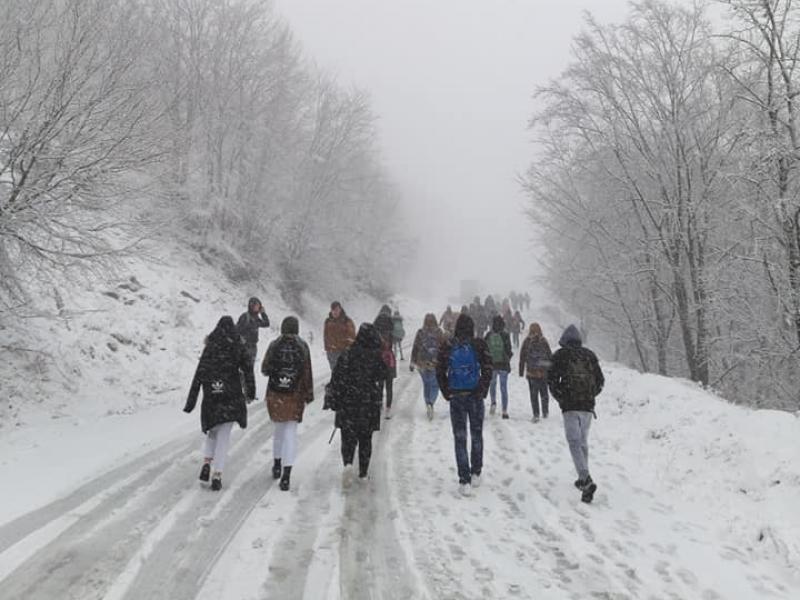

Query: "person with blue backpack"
left=436, top=314, right=493, bottom=496
left=485, top=315, right=514, bottom=418
left=410, top=313, right=445, bottom=420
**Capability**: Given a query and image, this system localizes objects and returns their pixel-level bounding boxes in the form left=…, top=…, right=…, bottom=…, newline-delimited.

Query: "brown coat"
left=324, top=314, right=356, bottom=353
left=261, top=336, right=314, bottom=422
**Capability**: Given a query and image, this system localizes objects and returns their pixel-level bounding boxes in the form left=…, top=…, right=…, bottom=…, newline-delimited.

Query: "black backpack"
left=267, top=337, right=305, bottom=393
left=565, top=350, right=596, bottom=401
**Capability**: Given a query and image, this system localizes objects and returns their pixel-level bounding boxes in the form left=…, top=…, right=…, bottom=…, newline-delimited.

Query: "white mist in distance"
left=274, top=0, right=633, bottom=302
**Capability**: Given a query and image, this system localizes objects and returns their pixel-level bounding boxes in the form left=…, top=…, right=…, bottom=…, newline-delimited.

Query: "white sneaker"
left=471, top=475, right=482, bottom=489
left=342, top=465, right=355, bottom=489
left=459, top=483, right=472, bottom=497
left=426, top=405, right=434, bottom=421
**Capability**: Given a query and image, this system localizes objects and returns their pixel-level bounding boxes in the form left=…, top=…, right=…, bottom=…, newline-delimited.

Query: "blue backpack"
left=448, top=342, right=480, bottom=391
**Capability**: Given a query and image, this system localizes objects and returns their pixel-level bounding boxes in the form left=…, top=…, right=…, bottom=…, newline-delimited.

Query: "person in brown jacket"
left=519, top=322, right=552, bottom=422
left=262, top=316, right=314, bottom=491
left=324, top=301, right=356, bottom=371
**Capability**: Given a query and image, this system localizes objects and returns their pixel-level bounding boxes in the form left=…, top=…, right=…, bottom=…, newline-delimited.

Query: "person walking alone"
left=519, top=322, right=552, bottom=422
left=510, top=310, right=525, bottom=348
left=184, top=316, right=254, bottom=491
left=410, top=313, right=445, bottom=420
left=485, top=315, right=514, bottom=418
left=324, top=301, right=356, bottom=372
left=329, top=323, right=389, bottom=485
left=236, top=297, right=270, bottom=401
left=548, top=325, right=604, bottom=503
left=436, top=314, right=493, bottom=496
left=262, top=317, right=314, bottom=491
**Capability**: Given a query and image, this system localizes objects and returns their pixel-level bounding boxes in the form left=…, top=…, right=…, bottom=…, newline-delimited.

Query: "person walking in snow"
left=324, top=301, right=356, bottom=372
left=548, top=324, right=604, bottom=503
left=440, top=305, right=457, bottom=337
left=410, top=313, right=445, bottom=420
left=261, top=317, right=314, bottom=491
left=509, top=310, right=525, bottom=348
left=392, top=309, right=406, bottom=361
left=374, top=305, right=398, bottom=419
left=519, top=322, right=552, bottom=422
left=436, top=314, right=493, bottom=496
left=236, top=297, right=270, bottom=401
left=485, top=315, right=514, bottom=418
left=184, top=316, right=254, bottom=491
left=329, top=323, right=389, bottom=485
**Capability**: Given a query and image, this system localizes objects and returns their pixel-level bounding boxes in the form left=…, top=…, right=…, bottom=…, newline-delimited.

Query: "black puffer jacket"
left=185, top=316, right=255, bottom=433
left=330, top=323, right=389, bottom=434
left=436, top=314, right=494, bottom=400
left=548, top=325, right=604, bottom=412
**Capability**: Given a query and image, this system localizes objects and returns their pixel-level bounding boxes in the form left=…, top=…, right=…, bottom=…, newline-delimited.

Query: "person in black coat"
left=329, top=323, right=389, bottom=485
left=184, top=316, right=255, bottom=491
left=236, top=297, right=270, bottom=400
left=373, top=305, right=397, bottom=418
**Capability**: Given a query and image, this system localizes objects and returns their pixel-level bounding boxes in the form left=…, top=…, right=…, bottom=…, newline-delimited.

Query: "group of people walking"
left=183, top=294, right=605, bottom=504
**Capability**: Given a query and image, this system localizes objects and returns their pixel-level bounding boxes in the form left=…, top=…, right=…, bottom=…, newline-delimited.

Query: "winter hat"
left=248, top=297, right=262, bottom=311
left=559, top=324, right=582, bottom=348
left=354, top=323, right=382, bottom=350
left=454, top=314, right=475, bottom=339
left=281, top=316, right=299, bottom=335
left=529, top=322, right=542, bottom=337
left=492, top=315, right=505, bottom=332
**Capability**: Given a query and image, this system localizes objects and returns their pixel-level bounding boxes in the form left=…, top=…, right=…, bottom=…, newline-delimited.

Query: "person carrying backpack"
left=410, top=313, right=445, bottom=420
left=261, top=316, right=314, bottom=491
left=329, top=323, right=389, bottom=486
left=236, top=297, right=270, bottom=401
left=548, top=324, right=605, bottom=503
left=392, top=309, right=406, bottom=361
left=184, top=316, right=254, bottom=491
left=436, top=314, right=493, bottom=496
left=485, top=315, right=514, bottom=418
left=324, top=301, right=356, bottom=372
left=519, top=322, right=552, bottom=422
left=374, top=305, right=398, bottom=419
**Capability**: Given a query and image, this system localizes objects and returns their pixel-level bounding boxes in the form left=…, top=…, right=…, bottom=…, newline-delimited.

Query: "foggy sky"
left=274, top=0, right=635, bottom=302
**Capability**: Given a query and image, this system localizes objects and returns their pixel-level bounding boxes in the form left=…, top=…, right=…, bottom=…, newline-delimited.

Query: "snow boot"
left=471, top=474, right=482, bottom=489
left=581, top=480, right=598, bottom=504
left=575, top=475, right=593, bottom=491
left=385, top=406, right=392, bottom=420
left=502, top=412, right=509, bottom=420
left=279, top=466, right=292, bottom=491
left=211, top=474, right=222, bottom=491
left=199, top=463, right=211, bottom=482
left=272, top=459, right=282, bottom=480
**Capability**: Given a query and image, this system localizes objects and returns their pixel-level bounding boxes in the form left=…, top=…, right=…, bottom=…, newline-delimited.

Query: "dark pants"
left=381, top=377, right=394, bottom=409
left=512, top=331, right=520, bottom=348
left=528, top=378, right=549, bottom=418
left=341, top=428, right=373, bottom=477
left=449, top=394, right=485, bottom=484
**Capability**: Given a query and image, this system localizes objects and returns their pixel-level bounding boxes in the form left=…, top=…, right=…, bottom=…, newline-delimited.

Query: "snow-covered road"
left=1, top=363, right=799, bottom=599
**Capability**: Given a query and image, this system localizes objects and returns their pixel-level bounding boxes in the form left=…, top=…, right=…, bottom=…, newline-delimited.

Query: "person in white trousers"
left=184, top=316, right=254, bottom=491
left=262, top=316, right=314, bottom=491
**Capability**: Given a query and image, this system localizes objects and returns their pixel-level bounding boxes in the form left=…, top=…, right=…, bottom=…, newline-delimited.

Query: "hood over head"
left=454, top=314, right=475, bottom=339
left=209, top=315, right=237, bottom=342
left=281, top=316, right=299, bottom=335
left=379, top=304, right=392, bottom=317
left=354, top=322, right=382, bottom=350
left=559, top=324, right=582, bottom=348
left=491, top=315, right=506, bottom=332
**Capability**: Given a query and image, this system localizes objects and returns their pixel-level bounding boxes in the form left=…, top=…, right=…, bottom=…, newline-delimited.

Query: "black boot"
left=279, top=466, right=292, bottom=491
left=272, top=459, right=282, bottom=480
left=211, top=474, right=222, bottom=491
left=199, top=463, right=210, bottom=482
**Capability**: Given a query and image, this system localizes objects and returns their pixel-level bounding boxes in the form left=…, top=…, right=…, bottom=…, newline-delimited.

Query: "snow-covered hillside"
left=1, top=277, right=798, bottom=599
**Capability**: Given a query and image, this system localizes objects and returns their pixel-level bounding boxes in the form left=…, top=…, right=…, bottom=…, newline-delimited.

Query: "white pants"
left=273, top=421, right=298, bottom=467
left=203, top=422, right=234, bottom=473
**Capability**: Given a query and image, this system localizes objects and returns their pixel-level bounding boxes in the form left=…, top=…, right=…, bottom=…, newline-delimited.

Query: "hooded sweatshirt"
left=547, top=324, right=604, bottom=412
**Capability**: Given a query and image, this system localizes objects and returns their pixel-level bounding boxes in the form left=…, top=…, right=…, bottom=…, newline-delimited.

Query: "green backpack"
left=488, top=333, right=506, bottom=364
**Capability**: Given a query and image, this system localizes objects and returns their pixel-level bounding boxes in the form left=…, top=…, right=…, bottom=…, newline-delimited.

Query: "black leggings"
left=381, top=377, right=394, bottom=409
left=341, top=428, right=374, bottom=477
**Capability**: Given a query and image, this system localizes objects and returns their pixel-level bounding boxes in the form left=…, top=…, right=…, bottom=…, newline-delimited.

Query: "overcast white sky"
left=274, top=0, right=636, bottom=301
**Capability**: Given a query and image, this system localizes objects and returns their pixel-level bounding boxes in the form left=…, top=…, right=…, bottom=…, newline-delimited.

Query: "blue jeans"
left=420, top=369, right=439, bottom=405
left=449, top=394, right=485, bottom=484
left=489, top=370, right=510, bottom=412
